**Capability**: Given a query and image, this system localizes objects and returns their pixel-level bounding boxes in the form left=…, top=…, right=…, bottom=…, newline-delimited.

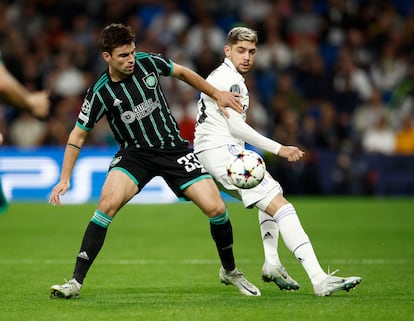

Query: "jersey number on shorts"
left=177, top=153, right=203, bottom=172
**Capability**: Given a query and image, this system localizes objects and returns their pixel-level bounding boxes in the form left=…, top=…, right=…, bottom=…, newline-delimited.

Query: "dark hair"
left=99, top=23, right=136, bottom=54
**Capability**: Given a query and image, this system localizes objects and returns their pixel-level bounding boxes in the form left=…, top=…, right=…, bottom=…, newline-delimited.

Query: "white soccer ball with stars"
left=227, top=150, right=266, bottom=189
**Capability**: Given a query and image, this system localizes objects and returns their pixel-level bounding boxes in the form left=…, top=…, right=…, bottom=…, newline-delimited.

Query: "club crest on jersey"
left=230, top=84, right=241, bottom=94
left=143, top=73, right=157, bottom=89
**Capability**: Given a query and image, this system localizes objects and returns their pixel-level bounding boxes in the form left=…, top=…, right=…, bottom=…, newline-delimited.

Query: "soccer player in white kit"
left=194, top=26, right=361, bottom=296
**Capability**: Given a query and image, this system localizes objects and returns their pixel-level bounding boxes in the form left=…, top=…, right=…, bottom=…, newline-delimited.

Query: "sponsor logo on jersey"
left=121, top=111, right=135, bottom=123
left=119, top=98, right=160, bottom=124
left=132, top=98, right=159, bottom=120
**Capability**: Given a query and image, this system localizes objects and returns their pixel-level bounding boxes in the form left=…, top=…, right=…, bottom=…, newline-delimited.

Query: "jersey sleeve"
left=225, top=108, right=282, bottom=155
left=207, top=73, right=234, bottom=92
left=76, top=88, right=105, bottom=131
left=148, top=53, right=173, bottom=76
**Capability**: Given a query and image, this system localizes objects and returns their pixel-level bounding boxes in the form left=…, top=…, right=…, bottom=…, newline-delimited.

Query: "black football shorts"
left=108, top=146, right=211, bottom=199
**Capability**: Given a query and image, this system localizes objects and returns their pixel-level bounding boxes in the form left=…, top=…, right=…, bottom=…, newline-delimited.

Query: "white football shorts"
left=196, top=144, right=283, bottom=209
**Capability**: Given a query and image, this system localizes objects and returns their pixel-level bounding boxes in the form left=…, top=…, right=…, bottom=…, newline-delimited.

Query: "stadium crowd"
left=0, top=0, right=414, bottom=194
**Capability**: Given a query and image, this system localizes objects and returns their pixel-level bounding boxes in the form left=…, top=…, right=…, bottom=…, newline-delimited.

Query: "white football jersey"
left=193, top=58, right=248, bottom=153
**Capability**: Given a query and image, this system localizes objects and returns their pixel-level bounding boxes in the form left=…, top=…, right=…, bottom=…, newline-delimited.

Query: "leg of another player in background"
left=0, top=133, right=7, bottom=215
left=0, top=178, right=8, bottom=215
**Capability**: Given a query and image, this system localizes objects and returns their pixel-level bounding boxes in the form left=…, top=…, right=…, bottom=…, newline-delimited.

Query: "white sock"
left=274, top=203, right=327, bottom=285
left=258, top=209, right=282, bottom=266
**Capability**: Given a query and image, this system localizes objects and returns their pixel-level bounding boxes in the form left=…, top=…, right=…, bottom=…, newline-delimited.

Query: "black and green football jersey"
left=76, top=52, right=187, bottom=150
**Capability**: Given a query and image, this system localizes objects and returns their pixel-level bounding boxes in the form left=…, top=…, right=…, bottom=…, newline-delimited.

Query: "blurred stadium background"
left=1, top=0, right=414, bottom=203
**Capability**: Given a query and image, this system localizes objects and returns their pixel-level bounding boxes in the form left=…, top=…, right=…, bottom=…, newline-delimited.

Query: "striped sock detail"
left=91, top=210, right=112, bottom=228
left=292, top=241, right=311, bottom=257
left=209, top=210, right=229, bottom=225
left=274, top=203, right=296, bottom=224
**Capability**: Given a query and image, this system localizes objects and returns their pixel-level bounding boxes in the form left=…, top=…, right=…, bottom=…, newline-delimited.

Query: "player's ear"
left=224, top=45, right=231, bottom=58
left=102, top=51, right=111, bottom=62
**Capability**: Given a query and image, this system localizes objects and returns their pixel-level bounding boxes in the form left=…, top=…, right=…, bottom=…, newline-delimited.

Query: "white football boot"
left=262, top=262, right=300, bottom=291
left=219, top=266, right=261, bottom=296
left=50, top=278, right=82, bottom=299
left=313, top=270, right=361, bottom=296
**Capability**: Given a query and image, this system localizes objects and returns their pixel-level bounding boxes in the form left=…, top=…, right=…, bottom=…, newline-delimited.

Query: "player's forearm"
left=59, top=126, right=88, bottom=181
left=175, top=65, right=217, bottom=98
left=59, top=145, right=81, bottom=182
left=0, top=65, right=33, bottom=112
left=226, top=109, right=282, bottom=155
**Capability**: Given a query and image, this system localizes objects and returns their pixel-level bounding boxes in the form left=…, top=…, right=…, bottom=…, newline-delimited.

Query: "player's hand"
left=216, top=90, right=243, bottom=117
left=278, top=146, right=305, bottom=162
left=27, top=91, right=51, bottom=119
left=49, top=180, right=70, bottom=206
left=0, top=132, right=3, bottom=145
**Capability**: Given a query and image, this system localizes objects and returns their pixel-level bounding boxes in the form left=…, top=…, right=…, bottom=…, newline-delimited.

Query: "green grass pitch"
left=0, top=197, right=413, bottom=321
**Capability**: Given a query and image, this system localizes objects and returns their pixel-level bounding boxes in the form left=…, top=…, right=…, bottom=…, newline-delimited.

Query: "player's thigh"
left=197, top=145, right=239, bottom=188
left=264, top=193, right=290, bottom=215
left=98, top=169, right=138, bottom=217
left=183, top=178, right=226, bottom=217
left=198, top=147, right=283, bottom=209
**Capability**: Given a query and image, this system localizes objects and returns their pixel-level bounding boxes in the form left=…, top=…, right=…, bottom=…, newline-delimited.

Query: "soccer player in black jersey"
left=49, top=23, right=260, bottom=298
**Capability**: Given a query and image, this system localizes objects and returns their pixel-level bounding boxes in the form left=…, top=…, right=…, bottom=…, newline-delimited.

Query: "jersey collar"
left=223, top=58, right=239, bottom=74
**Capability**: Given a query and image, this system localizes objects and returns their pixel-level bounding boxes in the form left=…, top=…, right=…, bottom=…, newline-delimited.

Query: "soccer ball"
left=226, top=150, right=266, bottom=189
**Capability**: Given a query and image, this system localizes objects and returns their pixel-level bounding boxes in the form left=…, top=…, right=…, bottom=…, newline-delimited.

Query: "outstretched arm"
left=225, top=108, right=305, bottom=162
left=171, top=62, right=243, bottom=117
left=277, top=145, right=305, bottom=162
left=0, top=64, right=50, bottom=118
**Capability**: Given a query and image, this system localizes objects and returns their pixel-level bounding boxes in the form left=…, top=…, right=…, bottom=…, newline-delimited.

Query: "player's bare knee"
left=204, top=201, right=227, bottom=218
left=97, top=198, right=119, bottom=217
